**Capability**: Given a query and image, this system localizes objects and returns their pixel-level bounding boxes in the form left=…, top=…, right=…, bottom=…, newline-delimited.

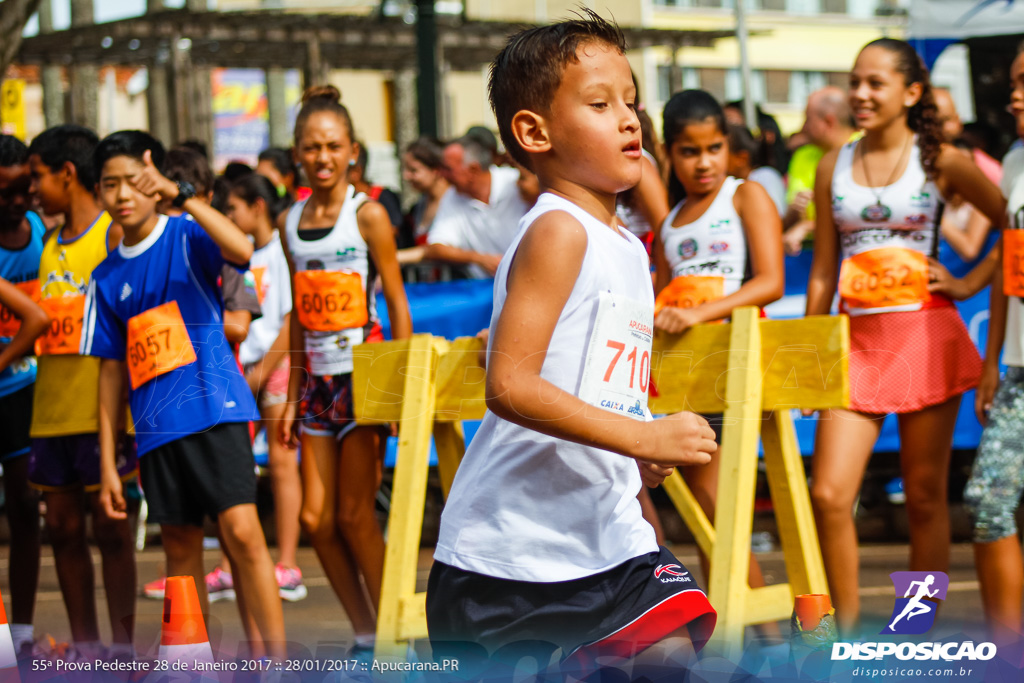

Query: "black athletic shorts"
left=139, top=422, right=257, bottom=527
left=426, top=546, right=716, bottom=674
left=0, top=384, right=33, bottom=460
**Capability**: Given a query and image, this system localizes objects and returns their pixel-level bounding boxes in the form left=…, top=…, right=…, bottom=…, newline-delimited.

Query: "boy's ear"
left=61, top=160, right=77, bottom=185
left=511, top=110, right=551, bottom=156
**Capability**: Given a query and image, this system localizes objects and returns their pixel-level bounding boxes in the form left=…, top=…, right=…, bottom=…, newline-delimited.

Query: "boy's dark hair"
left=0, top=135, right=29, bottom=167
left=488, top=9, right=626, bottom=168
left=27, top=125, right=100, bottom=189
left=223, top=161, right=253, bottom=183
left=165, top=146, right=214, bottom=196
left=93, top=130, right=165, bottom=181
left=211, top=176, right=231, bottom=213
left=257, top=147, right=295, bottom=180
left=177, top=138, right=209, bottom=160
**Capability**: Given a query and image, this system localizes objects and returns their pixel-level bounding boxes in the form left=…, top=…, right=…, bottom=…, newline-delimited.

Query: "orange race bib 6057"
left=0, top=279, right=40, bottom=338
left=838, top=248, right=930, bottom=310
left=125, top=301, right=197, bottom=390
left=1003, top=230, right=1024, bottom=297
left=36, top=295, right=85, bottom=355
left=293, top=270, right=368, bottom=332
left=654, top=275, right=724, bottom=315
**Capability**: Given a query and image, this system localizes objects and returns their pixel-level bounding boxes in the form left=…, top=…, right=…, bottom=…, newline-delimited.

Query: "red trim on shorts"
left=565, top=590, right=717, bottom=669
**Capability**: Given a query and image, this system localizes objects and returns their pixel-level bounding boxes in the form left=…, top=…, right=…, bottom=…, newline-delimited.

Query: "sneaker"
left=206, top=567, right=236, bottom=602
left=275, top=564, right=308, bottom=602
left=143, top=576, right=166, bottom=599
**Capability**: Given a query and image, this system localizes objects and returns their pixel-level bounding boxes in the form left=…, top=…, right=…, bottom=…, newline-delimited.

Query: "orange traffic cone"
left=0, top=589, right=19, bottom=682
left=158, top=576, right=214, bottom=667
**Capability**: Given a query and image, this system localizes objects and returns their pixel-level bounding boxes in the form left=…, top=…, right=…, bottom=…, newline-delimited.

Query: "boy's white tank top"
left=831, top=138, right=943, bottom=315
left=284, top=185, right=377, bottom=375
left=660, top=176, right=748, bottom=297
left=434, top=192, right=659, bottom=582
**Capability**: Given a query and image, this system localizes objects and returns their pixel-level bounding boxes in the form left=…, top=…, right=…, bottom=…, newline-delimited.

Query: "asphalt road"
left=0, top=540, right=991, bottom=662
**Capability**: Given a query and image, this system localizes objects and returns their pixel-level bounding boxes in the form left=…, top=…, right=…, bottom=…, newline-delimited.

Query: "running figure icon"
left=888, top=574, right=939, bottom=631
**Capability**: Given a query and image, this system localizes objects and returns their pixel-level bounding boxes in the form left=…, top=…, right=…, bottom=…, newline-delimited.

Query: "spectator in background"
left=177, top=138, right=209, bottom=160
left=725, top=100, right=789, bottom=175
left=465, top=125, right=500, bottom=166
left=783, top=86, right=855, bottom=255
left=422, top=135, right=528, bottom=278
left=400, top=136, right=449, bottom=248
left=934, top=87, right=1002, bottom=186
left=727, top=124, right=786, bottom=216
left=347, top=141, right=404, bottom=236
left=940, top=140, right=992, bottom=262
left=257, top=147, right=298, bottom=199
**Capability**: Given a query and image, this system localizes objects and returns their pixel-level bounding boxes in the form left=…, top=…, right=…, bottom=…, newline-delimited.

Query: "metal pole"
left=38, top=0, right=65, bottom=127
left=415, top=0, right=438, bottom=137
left=734, top=0, right=756, bottom=130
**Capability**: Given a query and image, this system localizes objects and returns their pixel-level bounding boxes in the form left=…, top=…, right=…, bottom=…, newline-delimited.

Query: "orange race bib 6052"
left=654, top=275, right=724, bottom=315
left=36, top=295, right=85, bottom=355
left=125, top=301, right=197, bottom=390
left=293, top=270, right=368, bottom=332
left=0, top=279, right=40, bottom=338
left=838, top=248, right=930, bottom=310
left=1003, top=230, right=1024, bottom=297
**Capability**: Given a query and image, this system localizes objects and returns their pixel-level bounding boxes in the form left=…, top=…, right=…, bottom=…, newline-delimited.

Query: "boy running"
left=82, top=131, right=285, bottom=660
left=26, top=125, right=137, bottom=660
left=427, top=12, right=717, bottom=675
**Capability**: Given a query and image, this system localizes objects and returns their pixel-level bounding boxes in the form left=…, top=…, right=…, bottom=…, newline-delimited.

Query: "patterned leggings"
left=964, top=367, right=1024, bottom=543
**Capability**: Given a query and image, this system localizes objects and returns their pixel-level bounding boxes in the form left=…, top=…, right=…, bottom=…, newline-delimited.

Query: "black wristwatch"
left=171, top=180, right=196, bottom=208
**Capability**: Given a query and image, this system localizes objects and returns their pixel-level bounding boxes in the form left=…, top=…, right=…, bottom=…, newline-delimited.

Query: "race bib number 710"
left=578, top=293, right=654, bottom=421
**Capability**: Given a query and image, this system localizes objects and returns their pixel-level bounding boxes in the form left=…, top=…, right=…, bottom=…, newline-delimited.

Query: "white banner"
left=910, top=0, right=1024, bottom=38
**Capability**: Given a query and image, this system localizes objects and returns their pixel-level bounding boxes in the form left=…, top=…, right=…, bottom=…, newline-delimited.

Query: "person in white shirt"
left=423, top=136, right=529, bottom=278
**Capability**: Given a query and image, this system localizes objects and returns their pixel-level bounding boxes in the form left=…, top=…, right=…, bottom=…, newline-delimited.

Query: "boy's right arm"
left=98, top=357, right=128, bottom=519
left=486, top=211, right=715, bottom=469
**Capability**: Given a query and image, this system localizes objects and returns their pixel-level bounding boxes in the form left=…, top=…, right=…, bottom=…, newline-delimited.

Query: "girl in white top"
left=805, top=39, right=1005, bottom=636
left=652, top=90, right=784, bottom=629
left=277, top=86, right=412, bottom=651
left=226, top=173, right=306, bottom=600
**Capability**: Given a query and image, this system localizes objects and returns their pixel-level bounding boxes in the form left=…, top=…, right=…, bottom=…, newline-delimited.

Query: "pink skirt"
left=846, top=304, right=981, bottom=414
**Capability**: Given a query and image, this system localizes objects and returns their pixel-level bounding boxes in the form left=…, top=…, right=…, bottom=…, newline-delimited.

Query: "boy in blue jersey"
left=81, top=131, right=286, bottom=660
left=0, top=134, right=45, bottom=655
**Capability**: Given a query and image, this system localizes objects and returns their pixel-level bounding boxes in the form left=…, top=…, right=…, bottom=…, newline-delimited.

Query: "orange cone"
left=0, top=589, right=20, bottom=682
left=158, top=576, right=214, bottom=667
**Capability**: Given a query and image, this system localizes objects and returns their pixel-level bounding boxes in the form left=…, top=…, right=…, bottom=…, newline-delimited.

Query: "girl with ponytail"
left=804, top=38, right=1006, bottom=635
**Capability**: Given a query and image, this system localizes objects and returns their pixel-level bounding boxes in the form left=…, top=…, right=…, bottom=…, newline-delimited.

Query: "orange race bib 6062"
left=293, top=270, right=368, bottom=332
left=36, top=295, right=85, bottom=355
left=838, top=248, right=930, bottom=310
left=1003, top=230, right=1024, bottom=297
left=125, top=301, right=197, bottom=390
left=654, top=275, right=724, bottom=315
left=0, top=279, right=40, bottom=338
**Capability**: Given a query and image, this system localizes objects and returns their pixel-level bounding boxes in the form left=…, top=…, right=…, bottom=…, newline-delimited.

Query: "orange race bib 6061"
left=125, top=301, right=197, bottom=390
left=1003, top=230, right=1024, bottom=297
left=293, top=270, right=368, bottom=332
left=654, top=275, right=724, bottom=315
left=36, top=295, right=85, bottom=355
left=838, top=248, right=930, bottom=310
left=0, top=279, right=40, bottom=338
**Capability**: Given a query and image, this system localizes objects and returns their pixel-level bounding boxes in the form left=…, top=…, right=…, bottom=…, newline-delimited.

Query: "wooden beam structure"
left=15, top=9, right=739, bottom=73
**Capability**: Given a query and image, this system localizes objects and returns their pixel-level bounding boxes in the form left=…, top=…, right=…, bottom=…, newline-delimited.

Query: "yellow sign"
left=0, top=80, right=27, bottom=141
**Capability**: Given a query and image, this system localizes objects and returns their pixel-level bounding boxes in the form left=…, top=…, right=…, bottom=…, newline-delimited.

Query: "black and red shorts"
left=426, top=546, right=716, bottom=673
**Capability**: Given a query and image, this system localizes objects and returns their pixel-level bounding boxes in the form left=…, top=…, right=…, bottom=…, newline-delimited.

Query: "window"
left=699, top=69, right=726, bottom=101
left=821, top=0, right=847, bottom=12
left=826, top=72, right=849, bottom=90
left=658, top=65, right=701, bottom=101
left=789, top=71, right=827, bottom=106
left=765, top=70, right=790, bottom=104
left=758, top=0, right=786, bottom=9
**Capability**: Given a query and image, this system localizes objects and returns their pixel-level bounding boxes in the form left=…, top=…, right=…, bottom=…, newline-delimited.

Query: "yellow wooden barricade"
left=352, top=308, right=849, bottom=660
